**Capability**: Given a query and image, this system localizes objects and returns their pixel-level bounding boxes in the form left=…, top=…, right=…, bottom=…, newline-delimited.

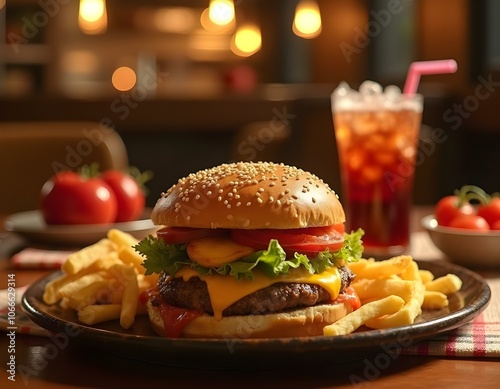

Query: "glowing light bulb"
left=293, top=0, right=322, bottom=39
left=79, top=0, right=107, bottom=35
left=231, top=24, right=262, bottom=57
left=209, top=0, right=235, bottom=26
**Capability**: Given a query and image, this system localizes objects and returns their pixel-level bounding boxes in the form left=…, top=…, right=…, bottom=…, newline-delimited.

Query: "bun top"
left=151, top=162, right=345, bottom=229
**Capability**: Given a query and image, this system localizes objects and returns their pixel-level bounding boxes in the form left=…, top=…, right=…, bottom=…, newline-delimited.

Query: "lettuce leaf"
left=134, top=229, right=364, bottom=280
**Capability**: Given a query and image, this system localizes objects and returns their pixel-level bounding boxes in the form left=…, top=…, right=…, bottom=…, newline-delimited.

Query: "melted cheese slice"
left=174, top=266, right=341, bottom=320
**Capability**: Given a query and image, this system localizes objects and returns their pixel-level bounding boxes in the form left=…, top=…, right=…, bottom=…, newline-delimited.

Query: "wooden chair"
left=0, top=121, right=128, bottom=215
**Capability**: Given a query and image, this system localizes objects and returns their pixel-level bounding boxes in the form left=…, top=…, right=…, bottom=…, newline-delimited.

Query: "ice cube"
left=384, top=85, right=402, bottom=102
left=359, top=81, right=383, bottom=96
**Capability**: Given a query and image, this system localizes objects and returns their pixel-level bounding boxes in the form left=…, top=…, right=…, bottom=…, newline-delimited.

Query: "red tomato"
left=477, top=198, right=500, bottom=228
left=157, top=227, right=229, bottom=244
left=101, top=170, right=145, bottom=223
left=41, top=171, right=117, bottom=225
left=434, top=196, right=475, bottom=227
left=231, top=224, right=345, bottom=256
left=448, top=214, right=490, bottom=231
left=491, top=220, right=500, bottom=230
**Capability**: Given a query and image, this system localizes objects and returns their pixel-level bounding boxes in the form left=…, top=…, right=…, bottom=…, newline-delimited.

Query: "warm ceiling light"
left=112, top=67, right=136, bottom=92
left=200, top=7, right=235, bottom=33
left=209, top=0, right=235, bottom=26
left=231, top=23, right=262, bottom=57
left=79, top=0, right=107, bottom=35
left=293, top=0, right=322, bottom=39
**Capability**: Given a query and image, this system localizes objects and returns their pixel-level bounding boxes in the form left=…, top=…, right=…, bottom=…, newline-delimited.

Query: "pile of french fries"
left=42, top=229, right=158, bottom=329
left=323, top=255, right=463, bottom=336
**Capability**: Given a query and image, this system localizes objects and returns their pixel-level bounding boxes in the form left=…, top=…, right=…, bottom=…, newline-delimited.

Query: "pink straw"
left=403, top=59, right=458, bottom=95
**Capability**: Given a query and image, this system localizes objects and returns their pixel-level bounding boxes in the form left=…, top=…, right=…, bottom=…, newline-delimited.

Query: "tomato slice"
left=230, top=224, right=345, bottom=256
left=157, top=227, right=229, bottom=244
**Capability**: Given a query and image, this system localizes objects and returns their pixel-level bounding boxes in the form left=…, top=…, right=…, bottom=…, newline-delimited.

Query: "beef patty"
left=152, top=266, right=355, bottom=316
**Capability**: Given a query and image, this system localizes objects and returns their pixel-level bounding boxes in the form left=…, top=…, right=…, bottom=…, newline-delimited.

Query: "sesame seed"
left=312, top=197, right=316, bottom=203
left=206, top=190, right=212, bottom=196
left=195, top=194, right=200, bottom=200
left=227, top=204, right=232, bottom=209
left=227, top=215, right=233, bottom=220
left=276, top=199, right=282, bottom=205
left=246, top=202, right=252, bottom=206
left=186, top=216, right=191, bottom=221
left=269, top=196, right=274, bottom=203
left=218, top=196, right=222, bottom=201
left=236, top=202, right=241, bottom=207
left=243, top=219, right=250, bottom=227
left=257, top=198, right=263, bottom=204
left=270, top=182, right=276, bottom=187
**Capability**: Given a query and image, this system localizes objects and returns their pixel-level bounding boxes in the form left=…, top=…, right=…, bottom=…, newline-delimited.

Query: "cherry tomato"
left=41, top=171, right=117, bottom=225
left=448, top=214, right=490, bottom=231
left=477, top=197, right=500, bottom=228
left=231, top=224, right=345, bottom=256
left=157, top=227, right=229, bottom=244
left=434, top=196, right=475, bottom=227
left=101, top=170, right=145, bottom=223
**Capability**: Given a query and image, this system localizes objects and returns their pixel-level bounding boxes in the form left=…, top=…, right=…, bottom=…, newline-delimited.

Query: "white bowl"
left=421, top=214, right=500, bottom=268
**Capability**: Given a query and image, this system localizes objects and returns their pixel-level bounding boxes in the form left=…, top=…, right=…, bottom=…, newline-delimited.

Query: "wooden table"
left=1, top=209, right=499, bottom=388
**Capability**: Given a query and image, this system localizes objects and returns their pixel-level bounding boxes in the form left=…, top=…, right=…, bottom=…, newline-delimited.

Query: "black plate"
left=22, top=260, right=491, bottom=369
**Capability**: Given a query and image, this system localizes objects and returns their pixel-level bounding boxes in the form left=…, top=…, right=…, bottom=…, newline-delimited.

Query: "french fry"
left=107, top=229, right=138, bottom=249
left=67, top=278, right=124, bottom=310
left=364, top=282, right=425, bottom=329
left=423, top=291, right=449, bottom=310
left=62, top=239, right=117, bottom=275
left=352, top=278, right=417, bottom=303
left=323, top=295, right=405, bottom=336
left=117, top=264, right=139, bottom=329
left=400, top=260, right=421, bottom=282
left=118, top=245, right=146, bottom=274
left=59, top=271, right=111, bottom=299
left=78, top=304, right=122, bottom=325
left=419, top=269, right=435, bottom=284
left=350, top=255, right=413, bottom=279
left=67, top=280, right=112, bottom=310
left=425, top=274, right=463, bottom=295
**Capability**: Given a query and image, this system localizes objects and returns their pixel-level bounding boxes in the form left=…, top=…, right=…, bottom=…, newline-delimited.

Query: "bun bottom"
left=147, top=300, right=352, bottom=339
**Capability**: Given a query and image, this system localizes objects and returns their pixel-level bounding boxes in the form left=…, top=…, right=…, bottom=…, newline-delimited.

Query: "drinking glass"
left=331, top=81, right=423, bottom=257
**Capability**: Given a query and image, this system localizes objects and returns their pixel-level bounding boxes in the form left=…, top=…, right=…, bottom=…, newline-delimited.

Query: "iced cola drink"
left=331, top=81, right=423, bottom=256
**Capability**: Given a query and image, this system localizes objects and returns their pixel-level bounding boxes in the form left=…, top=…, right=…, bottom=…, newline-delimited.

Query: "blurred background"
left=0, top=0, right=499, bottom=209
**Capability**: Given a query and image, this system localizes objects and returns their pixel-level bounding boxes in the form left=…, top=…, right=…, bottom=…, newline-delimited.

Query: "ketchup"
left=147, top=288, right=202, bottom=338
left=333, top=286, right=361, bottom=310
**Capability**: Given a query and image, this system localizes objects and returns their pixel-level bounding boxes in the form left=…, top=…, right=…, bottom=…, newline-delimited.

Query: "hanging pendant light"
left=79, top=0, right=108, bottom=35
left=208, top=0, right=235, bottom=26
left=293, top=0, right=322, bottom=39
left=231, top=23, right=262, bottom=57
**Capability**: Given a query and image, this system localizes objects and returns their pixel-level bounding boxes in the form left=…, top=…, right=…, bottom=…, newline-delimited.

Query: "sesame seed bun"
left=151, top=162, right=345, bottom=229
left=146, top=299, right=352, bottom=339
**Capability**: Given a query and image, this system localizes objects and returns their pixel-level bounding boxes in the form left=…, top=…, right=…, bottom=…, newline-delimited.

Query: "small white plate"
left=421, top=214, right=500, bottom=268
left=4, top=210, right=158, bottom=247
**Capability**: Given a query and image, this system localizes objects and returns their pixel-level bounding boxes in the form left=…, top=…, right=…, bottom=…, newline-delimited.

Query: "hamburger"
left=135, top=162, right=363, bottom=338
